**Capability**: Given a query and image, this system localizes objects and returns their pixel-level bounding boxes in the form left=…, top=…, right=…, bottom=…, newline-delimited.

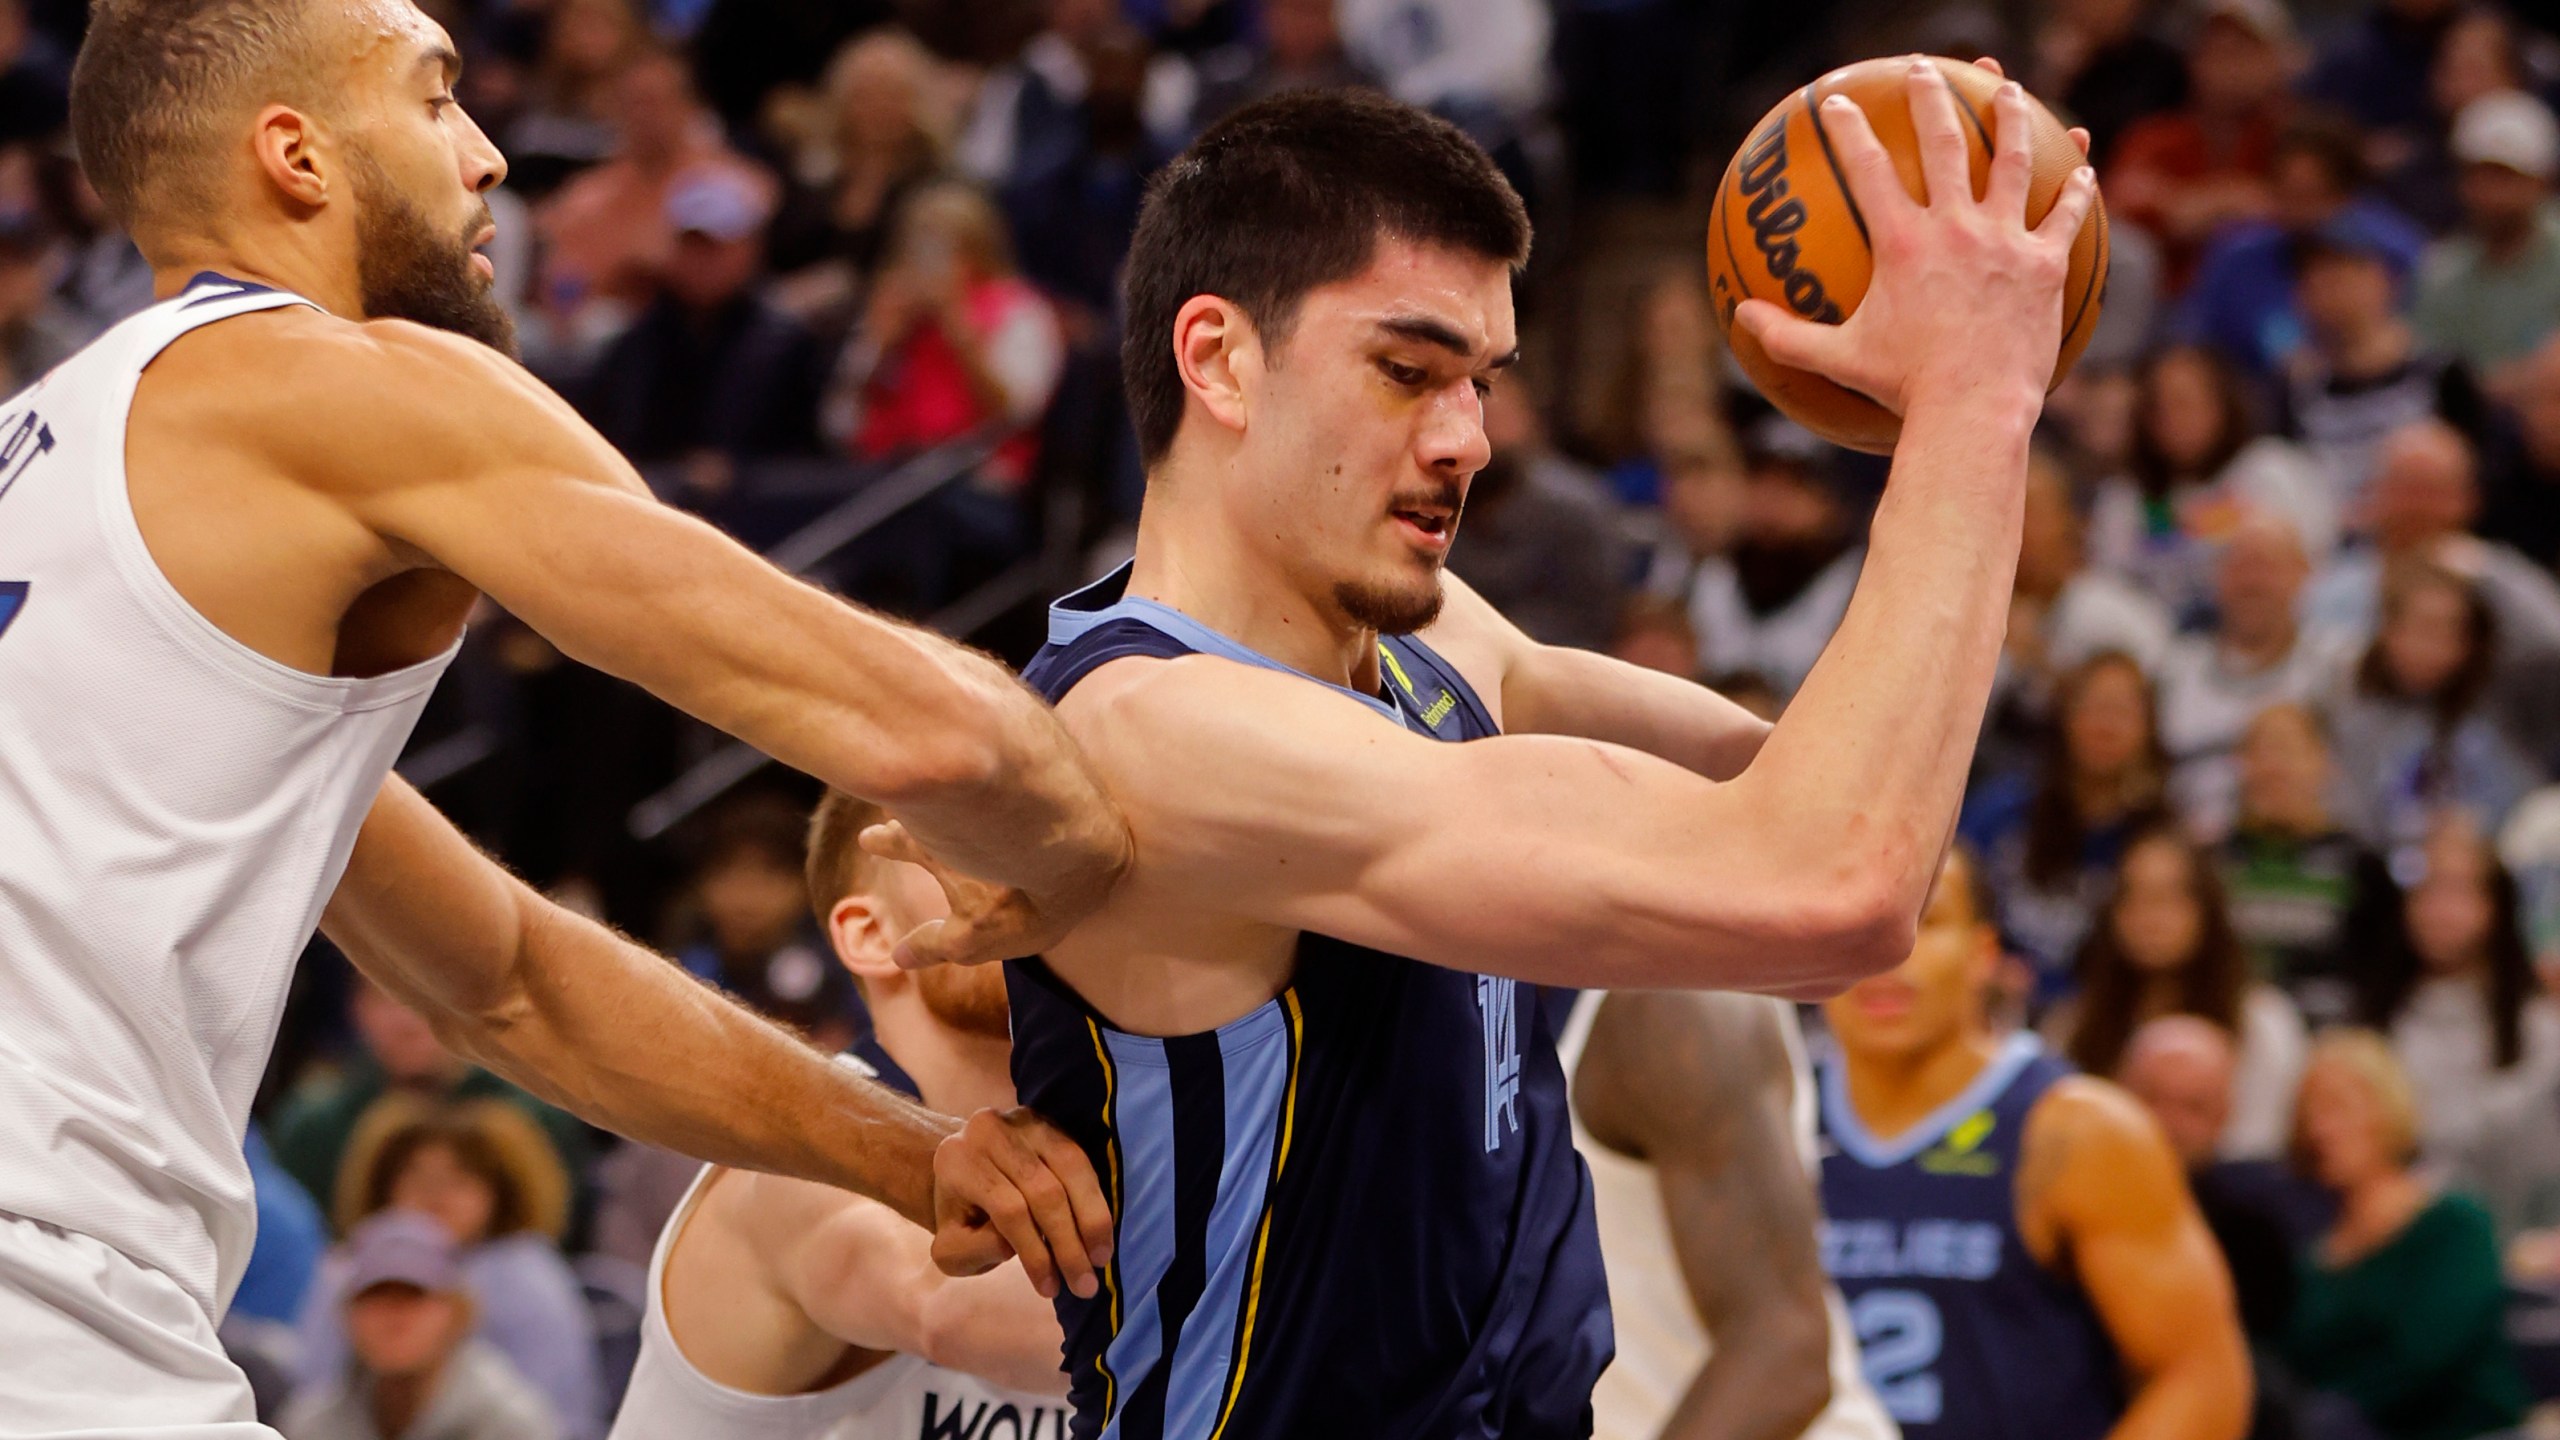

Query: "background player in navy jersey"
left=863, top=61, right=2100, bottom=1440
left=1817, top=848, right=2250, bottom=1440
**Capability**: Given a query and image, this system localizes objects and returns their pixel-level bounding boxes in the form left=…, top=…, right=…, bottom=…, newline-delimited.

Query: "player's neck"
left=1129, top=478, right=1380, bottom=690
left=147, top=232, right=363, bottom=321
left=870, top=1000, right=1016, bottom=1116
left=1841, top=1030, right=2005, bottom=1143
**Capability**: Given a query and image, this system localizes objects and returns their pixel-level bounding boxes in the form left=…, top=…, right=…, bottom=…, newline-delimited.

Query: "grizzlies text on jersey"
left=1007, top=565, right=1612, bottom=1440
left=1817, top=1035, right=2124, bottom=1440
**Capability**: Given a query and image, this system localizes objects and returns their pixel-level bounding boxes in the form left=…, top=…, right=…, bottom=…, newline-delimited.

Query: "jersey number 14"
left=0, top=407, right=55, bottom=642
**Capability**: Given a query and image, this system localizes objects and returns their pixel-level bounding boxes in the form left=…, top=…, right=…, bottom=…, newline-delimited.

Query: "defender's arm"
left=1573, top=992, right=1835, bottom=1440
left=322, top=777, right=1113, bottom=1299
left=2021, top=1080, right=2252, bottom=1440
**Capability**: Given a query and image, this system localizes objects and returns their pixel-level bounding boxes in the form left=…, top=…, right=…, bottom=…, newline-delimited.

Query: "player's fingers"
left=2068, top=125, right=2092, bottom=158
left=986, top=1121, right=1100, bottom=1299
left=968, top=1162, right=1061, bottom=1298
left=1812, top=91, right=1916, bottom=222
left=930, top=1139, right=1021, bottom=1279
left=1983, top=81, right=2035, bottom=223
left=1971, top=55, right=2006, bottom=79
left=1736, top=298, right=1854, bottom=375
left=1904, top=57, right=1973, bottom=208
left=2035, top=164, right=2100, bottom=247
left=857, top=821, right=930, bottom=869
left=930, top=1215, right=1013, bottom=1279
left=1033, top=1120, right=1116, bottom=1272
left=892, top=916, right=964, bottom=971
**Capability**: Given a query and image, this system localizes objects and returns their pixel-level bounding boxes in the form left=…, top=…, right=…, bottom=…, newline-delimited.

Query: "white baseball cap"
left=2453, top=90, right=2560, bottom=182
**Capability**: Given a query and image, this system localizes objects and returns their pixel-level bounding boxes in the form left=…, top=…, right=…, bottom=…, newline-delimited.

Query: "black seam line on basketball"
left=1948, top=83, right=1995, bottom=168
left=2061, top=204, right=2106, bottom=354
left=1804, top=80, right=1871, bottom=252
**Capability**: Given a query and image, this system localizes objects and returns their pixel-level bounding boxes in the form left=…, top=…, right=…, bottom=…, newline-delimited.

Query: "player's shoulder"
left=1058, top=648, right=1405, bottom=744
left=2020, top=1073, right=2184, bottom=1218
left=2025, top=1074, right=2167, bottom=1157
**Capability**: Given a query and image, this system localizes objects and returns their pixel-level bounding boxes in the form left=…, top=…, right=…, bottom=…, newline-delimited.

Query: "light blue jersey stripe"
left=1099, top=1033, right=1177, bottom=1439
left=1160, top=1005, right=1291, bottom=1435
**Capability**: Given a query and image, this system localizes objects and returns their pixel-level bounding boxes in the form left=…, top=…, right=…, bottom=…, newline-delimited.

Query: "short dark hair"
left=1120, top=88, right=1531, bottom=467
left=72, top=0, right=329, bottom=231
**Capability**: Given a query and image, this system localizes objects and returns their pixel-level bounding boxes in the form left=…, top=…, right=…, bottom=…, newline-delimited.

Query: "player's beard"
left=348, top=146, right=518, bottom=359
left=916, top=961, right=1014, bottom=1040
left=1334, top=479, right=1463, bottom=635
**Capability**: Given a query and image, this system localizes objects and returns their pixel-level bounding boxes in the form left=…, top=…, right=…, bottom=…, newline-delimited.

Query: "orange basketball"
left=1705, top=56, right=2109, bottom=455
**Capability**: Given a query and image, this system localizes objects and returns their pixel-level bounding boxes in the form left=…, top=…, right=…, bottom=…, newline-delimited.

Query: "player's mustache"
left=1388, top=480, right=1465, bottom=519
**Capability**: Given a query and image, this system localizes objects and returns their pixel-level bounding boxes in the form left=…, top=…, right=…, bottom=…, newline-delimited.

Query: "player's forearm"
left=1507, top=643, right=1772, bottom=782
left=914, top=1270, right=1073, bottom=1395
left=2107, top=1348, right=2252, bottom=1440
left=1659, top=1315, right=1834, bottom=1440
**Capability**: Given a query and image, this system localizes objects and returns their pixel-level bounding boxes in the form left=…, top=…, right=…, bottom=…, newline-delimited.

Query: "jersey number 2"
left=1852, top=1288, right=1945, bottom=1424
left=0, top=407, right=54, bottom=641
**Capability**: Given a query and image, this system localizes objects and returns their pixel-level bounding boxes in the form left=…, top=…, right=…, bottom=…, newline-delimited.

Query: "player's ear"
left=826, top=893, right=899, bottom=985
left=1173, top=294, right=1254, bottom=436
left=250, top=104, right=331, bottom=212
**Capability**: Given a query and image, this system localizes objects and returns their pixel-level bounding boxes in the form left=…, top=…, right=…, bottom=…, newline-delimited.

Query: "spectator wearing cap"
left=2416, top=91, right=2560, bottom=385
left=282, top=1211, right=560, bottom=1440
left=2371, top=6, right=2537, bottom=236
left=574, top=168, right=829, bottom=530
left=1680, top=419, right=1865, bottom=698
left=2175, top=114, right=2429, bottom=381
left=2107, top=0, right=2298, bottom=291
left=2280, top=209, right=2497, bottom=513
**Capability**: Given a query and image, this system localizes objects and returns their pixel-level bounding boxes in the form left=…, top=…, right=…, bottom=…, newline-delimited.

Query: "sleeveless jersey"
left=611, top=1043, right=1071, bottom=1440
left=1815, top=1035, right=2124, bottom=1440
left=1552, top=992, right=1896, bottom=1440
left=1006, top=565, right=1612, bottom=1440
left=0, top=274, right=455, bottom=1319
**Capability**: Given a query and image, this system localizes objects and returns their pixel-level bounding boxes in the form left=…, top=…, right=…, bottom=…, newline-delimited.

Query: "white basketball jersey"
left=0, top=276, right=455, bottom=1320
left=1558, top=992, right=1898, bottom=1440
left=611, top=1164, right=1072, bottom=1440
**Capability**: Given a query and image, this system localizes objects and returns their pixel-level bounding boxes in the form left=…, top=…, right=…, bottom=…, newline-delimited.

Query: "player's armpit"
left=1058, top=655, right=1917, bottom=992
left=2020, top=1080, right=2252, bottom=1440
left=1577, top=993, right=1835, bottom=1440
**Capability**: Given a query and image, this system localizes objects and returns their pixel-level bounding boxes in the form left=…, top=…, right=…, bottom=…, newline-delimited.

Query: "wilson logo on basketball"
left=1736, top=120, right=1844, bottom=324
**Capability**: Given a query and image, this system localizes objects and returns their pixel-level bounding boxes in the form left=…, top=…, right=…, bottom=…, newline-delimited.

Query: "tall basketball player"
left=608, top=790, right=1068, bottom=1440
left=1817, top=850, right=2250, bottom=1440
left=868, top=64, right=2100, bottom=1439
left=1559, top=988, right=1897, bottom=1440
left=0, top=3, right=1122, bottom=1434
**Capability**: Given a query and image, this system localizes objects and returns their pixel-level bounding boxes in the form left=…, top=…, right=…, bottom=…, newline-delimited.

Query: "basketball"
left=1706, top=56, right=2110, bottom=454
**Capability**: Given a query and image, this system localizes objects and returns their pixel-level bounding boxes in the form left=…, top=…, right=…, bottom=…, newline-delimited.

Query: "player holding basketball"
left=868, top=58, right=2098, bottom=1438
left=0, top=3, right=1121, bottom=1433
left=1560, top=988, right=1897, bottom=1440
left=1817, top=849, right=2249, bottom=1440
left=607, top=790, right=1067, bottom=1440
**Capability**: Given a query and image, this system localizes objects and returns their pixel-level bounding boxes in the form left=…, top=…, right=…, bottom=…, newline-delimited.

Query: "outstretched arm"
left=733, top=1171, right=1068, bottom=1396
left=2020, top=1080, right=2252, bottom=1440
left=322, top=777, right=1113, bottom=1299
left=279, top=317, right=1124, bottom=965
left=1573, top=992, right=1835, bottom=1440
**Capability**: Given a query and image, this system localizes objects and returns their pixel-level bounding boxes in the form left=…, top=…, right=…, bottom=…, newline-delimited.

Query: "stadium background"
left=23, top=0, right=2560, bottom=1435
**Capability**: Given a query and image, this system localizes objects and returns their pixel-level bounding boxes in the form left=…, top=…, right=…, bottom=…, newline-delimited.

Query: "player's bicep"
left=2039, top=1088, right=2242, bottom=1384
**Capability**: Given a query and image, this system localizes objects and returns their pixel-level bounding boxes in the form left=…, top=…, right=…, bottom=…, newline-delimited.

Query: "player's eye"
left=1471, top=376, right=1494, bottom=399
left=429, top=93, right=456, bottom=114
left=1379, top=359, right=1428, bottom=388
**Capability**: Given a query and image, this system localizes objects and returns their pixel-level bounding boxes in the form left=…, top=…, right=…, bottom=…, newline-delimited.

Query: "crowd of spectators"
left=2, top=0, right=2558, bottom=1435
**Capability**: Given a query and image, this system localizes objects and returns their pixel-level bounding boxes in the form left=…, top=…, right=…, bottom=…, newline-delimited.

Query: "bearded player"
left=871, top=65, right=2100, bottom=1438
left=608, top=790, right=1068, bottom=1440
left=0, top=3, right=1125, bottom=1434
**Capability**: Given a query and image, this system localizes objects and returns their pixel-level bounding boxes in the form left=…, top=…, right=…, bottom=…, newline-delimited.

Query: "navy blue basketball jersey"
left=1007, top=564, right=1612, bottom=1440
left=1817, top=1035, right=2125, bottom=1440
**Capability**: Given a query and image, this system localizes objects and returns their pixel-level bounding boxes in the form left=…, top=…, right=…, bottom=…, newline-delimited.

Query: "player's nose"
left=456, top=107, right=508, bottom=194
left=1418, top=384, right=1491, bottom=475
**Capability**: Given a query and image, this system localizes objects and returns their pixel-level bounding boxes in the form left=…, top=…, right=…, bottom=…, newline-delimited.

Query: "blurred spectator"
left=2156, top=516, right=2357, bottom=837
left=766, top=30, right=952, bottom=328
left=2089, top=344, right=2338, bottom=627
left=283, top=1211, right=560, bottom=1440
left=674, top=793, right=862, bottom=1049
left=268, top=980, right=591, bottom=1232
left=0, top=0, right=68, bottom=151
left=33, top=146, right=151, bottom=345
left=301, top=1101, right=600, bottom=1440
left=577, top=169, right=828, bottom=508
left=956, top=0, right=1199, bottom=190
left=1681, top=422, right=1863, bottom=697
left=1987, top=450, right=2173, bottom=771
left=505, top=0, right=652, bottom=194
left=2118, top=1016, right=2333, bottom=1340
left=2303, top=0, right=2466, bottom=143
left=535, top=49, right=775, bottom=363
left=2034, top=0, right=2189, bottom=170
left=1336, top=0, right=1550, bottom=125
left=2107, top=0, right=2297, bottom=290
left=2505, top=784, right=2560, bottom=972
left=1962, top=651, right=2175, bottom=1001
left=2305, top=418, right=2560, bottom=652
left=2485, top=334, right=2560, bottom=567
left=2045, top=825, right=2309, bottom=1159
left=2328, top=558, right=2544, bottom=845
left=2280, top=1029, right=2529, bottom=1440
left=1609, top=596, right=1705, bottom=682
left=1447, top=375, right=1626, bottom=651
left=999, top=21, right=1174, bottom=327
left=2219, top=703, right=2390, bottom=1028
left=1195, top=0, right=1379, bottom=123
left=2351, top=813, right=2560, bottom=1183
left=2367, top=6, right=2535, bottom=232
left=2176, top=114, right=2428, bottom=381
left=2413, top=90, right=2560, bottom=383
left=2281, top=214, right=2494, bottom=514
left=0, top=196, right=79, bottom=390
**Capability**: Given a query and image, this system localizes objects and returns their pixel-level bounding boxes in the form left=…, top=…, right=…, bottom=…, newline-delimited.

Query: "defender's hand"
left=1734, top=57, right=2097, bottom=418
left=859, top=819, right=1119, bottom=968
left=931, top=1106, right=1115, bottom=1300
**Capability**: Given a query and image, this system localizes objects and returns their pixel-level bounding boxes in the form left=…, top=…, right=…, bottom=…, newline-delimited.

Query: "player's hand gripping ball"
left=1707, top=55, right=2109, bottom=454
